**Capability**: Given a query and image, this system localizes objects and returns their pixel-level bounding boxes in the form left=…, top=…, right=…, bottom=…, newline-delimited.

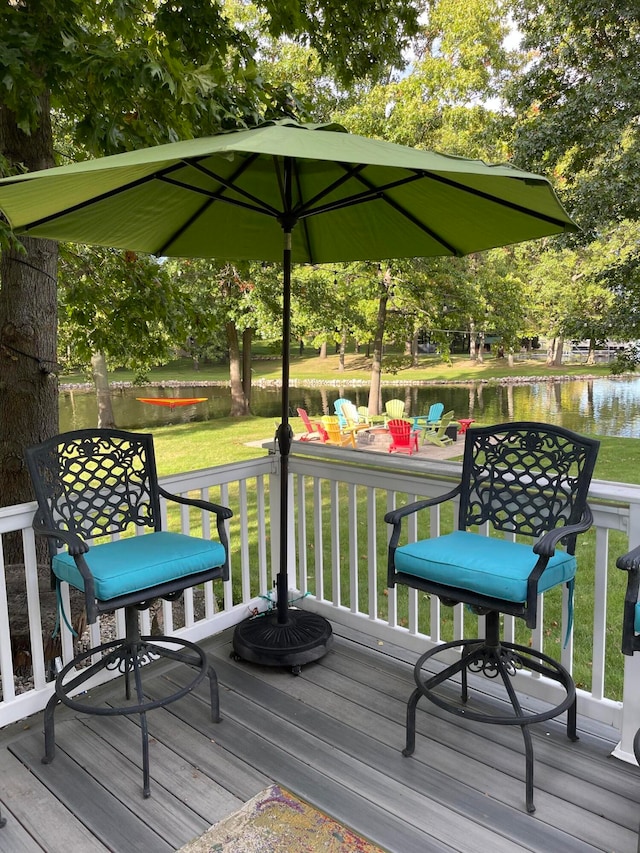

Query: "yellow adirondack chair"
left=384, top=398, right=406, bottom=423
left=321, top=416, right=356, bottom=448
left=341, top=401, right=370, bottom=434
left=358, top=405, right=385, bottom=425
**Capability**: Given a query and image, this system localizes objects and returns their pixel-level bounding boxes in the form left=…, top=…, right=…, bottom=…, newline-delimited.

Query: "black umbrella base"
left=232, top=609, right=333, bottom=673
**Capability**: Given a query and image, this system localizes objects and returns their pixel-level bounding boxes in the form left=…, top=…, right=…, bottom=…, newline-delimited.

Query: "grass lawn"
left=61, top=350, right=614, bottom=388
left=148, top=415, right=640, bottom=486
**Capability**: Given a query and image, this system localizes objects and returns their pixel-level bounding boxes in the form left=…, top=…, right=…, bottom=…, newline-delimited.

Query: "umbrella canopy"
left=0, top=119, right=578, bottom=670
left=0, top=119, right=576, bottom=261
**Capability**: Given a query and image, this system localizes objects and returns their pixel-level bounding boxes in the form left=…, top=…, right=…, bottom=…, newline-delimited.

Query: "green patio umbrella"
left=0, top=119, right=578, bottom=669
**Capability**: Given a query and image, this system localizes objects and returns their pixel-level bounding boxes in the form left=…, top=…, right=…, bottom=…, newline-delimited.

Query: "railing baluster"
left=0, top=541, right=15, bottom=703
left=366, top=486, right=378, bottom=621
left=348, top=482, right=358, bottom=613
left=0, top=449, right=636, bottom=755
left=330, top=479, right=340, bottom=607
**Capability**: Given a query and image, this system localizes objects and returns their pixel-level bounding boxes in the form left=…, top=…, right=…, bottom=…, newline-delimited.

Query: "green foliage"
left=508, top=0, right=640, bottom=233
left=339, top=0, right=519, bottom=161
left=262, top=0, right=420, bottom=85
left=58, top=247, right=191, bottom=373
left=1, top=1, right=260, bottom=156
left=610, top=346, right=640, bottom=376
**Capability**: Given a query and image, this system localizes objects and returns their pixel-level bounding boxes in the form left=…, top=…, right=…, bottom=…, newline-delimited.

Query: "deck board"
left=318, top=638, right=640, bottom=824
left=0, top=622, right=637, bottom=853
left=197, top=646, right=625, bottom=853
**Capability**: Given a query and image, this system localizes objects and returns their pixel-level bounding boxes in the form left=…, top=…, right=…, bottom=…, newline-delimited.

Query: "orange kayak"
left=136, top=397, right=207, bottom=409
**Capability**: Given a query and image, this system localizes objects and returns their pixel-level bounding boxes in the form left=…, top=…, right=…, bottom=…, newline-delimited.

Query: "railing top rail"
left=289, top=443, right=640, bottom=510
left=157, top=455, right=274, bottom=492
left=0, top=500, right=37, bottom=534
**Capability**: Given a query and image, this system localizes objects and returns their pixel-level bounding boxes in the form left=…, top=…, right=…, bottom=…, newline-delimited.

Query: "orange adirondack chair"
left=387, top=419, right=420, bottom=455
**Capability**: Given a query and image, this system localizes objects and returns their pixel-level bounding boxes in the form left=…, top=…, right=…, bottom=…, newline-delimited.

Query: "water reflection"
left=59, top=376, right=640, bottom=438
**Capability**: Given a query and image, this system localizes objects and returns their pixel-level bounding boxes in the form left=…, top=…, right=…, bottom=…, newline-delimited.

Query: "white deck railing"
left=1, top=444, right=639, bottom=762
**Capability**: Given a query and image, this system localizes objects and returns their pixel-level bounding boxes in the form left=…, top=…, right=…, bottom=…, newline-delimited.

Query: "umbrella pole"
left=275, top=225, right=293, bottom=624
left=231, top=213, right=333, bottom=672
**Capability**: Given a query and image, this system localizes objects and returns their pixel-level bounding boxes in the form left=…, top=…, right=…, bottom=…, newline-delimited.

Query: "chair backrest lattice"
left=25, top=429, right=160, bottom=553
left=459, top=422, right=600, bottom=549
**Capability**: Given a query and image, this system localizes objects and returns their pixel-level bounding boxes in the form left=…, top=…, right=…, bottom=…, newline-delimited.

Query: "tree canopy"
left=507, top=0, right=640, bottom=233
left=2, top=0, right=640, bottom=510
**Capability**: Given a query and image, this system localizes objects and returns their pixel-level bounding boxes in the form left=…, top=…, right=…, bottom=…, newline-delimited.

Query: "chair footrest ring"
left=414, top=637, right=575, bottom=727
left=53, top=634, right=209, bottom=717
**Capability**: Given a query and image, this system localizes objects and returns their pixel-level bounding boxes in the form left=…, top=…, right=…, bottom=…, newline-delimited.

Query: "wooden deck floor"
left=0, top=623, right=638, bottom=852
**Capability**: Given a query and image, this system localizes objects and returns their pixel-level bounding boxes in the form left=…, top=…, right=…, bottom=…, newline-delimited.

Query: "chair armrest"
left=617, top=544, right=640, bottom=573
left=158, top=486, right=233, bottom=520
left=384, top=484, right=461, bottom=526
left=532, top=503, right=594, bottom=557
left=31, top=513, right=89, bottom=557
left=617, top=545, right=640, bottom=655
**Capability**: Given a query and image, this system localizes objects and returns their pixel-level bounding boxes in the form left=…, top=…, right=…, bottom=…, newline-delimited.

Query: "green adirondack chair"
left=422, top=411, right=455, bottom=446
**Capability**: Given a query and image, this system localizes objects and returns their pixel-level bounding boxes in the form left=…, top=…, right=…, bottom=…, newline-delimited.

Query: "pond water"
left=59, top=376, right=640, bottom=439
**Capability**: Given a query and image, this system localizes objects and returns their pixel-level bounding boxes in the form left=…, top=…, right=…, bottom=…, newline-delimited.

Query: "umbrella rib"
left=157, top=154, right=284, bottom=255
left=184, top=156, right=282, bottom=217
left=14, top=165, right=188, bottom=232
left=297, top=171, right=461, bottom=254
left=155, top=196, right=215, bottom=256
left=299, top=170, right=426, bottom=218
left=159, top=175, right=274, bottom=218
left=419, top=170, right=574, bottom=229
left=293, top=162, right=370, bottom=218
left=291, top=158, right=313, bottom=261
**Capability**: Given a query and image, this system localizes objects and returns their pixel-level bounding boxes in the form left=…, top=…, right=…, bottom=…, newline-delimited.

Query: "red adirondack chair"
left=387, top=419, right=420, bottom=455
left=297, top=408, right=328, bottom=442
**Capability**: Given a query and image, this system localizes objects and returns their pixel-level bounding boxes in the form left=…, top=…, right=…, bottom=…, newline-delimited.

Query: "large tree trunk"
left=242, top=327, right=253, bottom=410
left=411, top=330, right=420, bottom=367
left=226, top=321, right=248, bottom=415
left=545, top=337, right=556, bottom=365
left=338, top=328, right=346, bottom=372
left=367, top=268, right=390, bottom=415
left=553, top=335, right=564, bottom=367
left=91, top=351, right=116, bottom=428
left=0, top=95, right=58, bottom=516
left=469, top=320, right=477, bottom=360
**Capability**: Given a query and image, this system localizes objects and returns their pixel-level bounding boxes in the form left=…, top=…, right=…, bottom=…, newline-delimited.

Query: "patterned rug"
left=177, top=784, right=387, bottom=853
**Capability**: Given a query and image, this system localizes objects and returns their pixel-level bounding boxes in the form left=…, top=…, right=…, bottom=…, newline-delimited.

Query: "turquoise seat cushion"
left=53, top=531, right=226, bottom=601
left=394, top=530, right=575, bottom=602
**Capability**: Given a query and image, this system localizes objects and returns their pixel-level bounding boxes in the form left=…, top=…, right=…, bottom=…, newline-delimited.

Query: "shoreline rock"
left=59, top=371, right=627, bottom=392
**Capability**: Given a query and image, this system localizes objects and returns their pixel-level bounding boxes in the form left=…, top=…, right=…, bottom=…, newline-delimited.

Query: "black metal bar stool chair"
left=616, top=543, right=640, bottom=852
left=25, top=428, right=233, bottom=798
left=386, top=422, right=599, bottom=813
